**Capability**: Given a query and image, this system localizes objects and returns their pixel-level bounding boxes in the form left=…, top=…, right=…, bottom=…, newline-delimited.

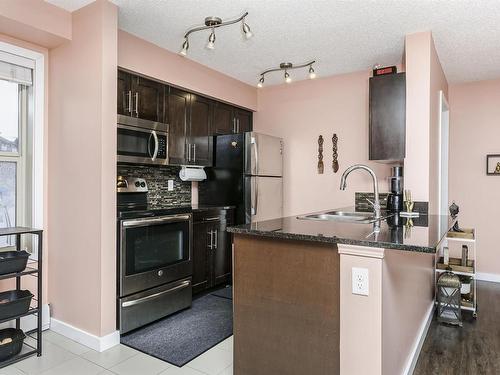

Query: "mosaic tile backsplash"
left=117, top=165, right=191, bottom=208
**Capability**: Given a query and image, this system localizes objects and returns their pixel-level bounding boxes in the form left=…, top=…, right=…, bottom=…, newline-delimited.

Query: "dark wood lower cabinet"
left=192, top=208, right=233, bottom=294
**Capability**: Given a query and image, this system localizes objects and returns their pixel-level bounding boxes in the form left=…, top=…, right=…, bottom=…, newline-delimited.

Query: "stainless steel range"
left=117, top=176, right=192, bottom=333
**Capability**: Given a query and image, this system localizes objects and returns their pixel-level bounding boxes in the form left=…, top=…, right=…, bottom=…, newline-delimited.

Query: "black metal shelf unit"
left=0, top=227, right=43, bottom=369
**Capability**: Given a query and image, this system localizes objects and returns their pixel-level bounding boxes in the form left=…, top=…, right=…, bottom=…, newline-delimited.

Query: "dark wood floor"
left=414, top=281, right=500, bottom=375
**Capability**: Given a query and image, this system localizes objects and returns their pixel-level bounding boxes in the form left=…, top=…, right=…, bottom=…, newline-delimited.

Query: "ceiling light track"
left=257, top=60, right=317, bottom=87
left=179, top=12, right=252, bottom=56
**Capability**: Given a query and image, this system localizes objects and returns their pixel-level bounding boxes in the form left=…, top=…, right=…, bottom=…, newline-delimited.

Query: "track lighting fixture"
left=206, top=28, right=216, bottom=50
left=179, top=12, right=252, bottom=56
left=257, top=61, right=317, bottom=87
left=308, top=65, right=316, bottom=79
left=257, top=76, right=264, bottom=88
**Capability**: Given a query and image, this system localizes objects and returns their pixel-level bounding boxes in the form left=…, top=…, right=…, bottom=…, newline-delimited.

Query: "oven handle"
left=121, top=280, right=191, bottom=308
left=122, top=214, right=191, bottom=228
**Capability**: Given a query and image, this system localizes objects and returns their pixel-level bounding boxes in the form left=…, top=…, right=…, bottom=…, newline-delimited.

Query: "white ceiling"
left=47, top=0, right=500, bottom=86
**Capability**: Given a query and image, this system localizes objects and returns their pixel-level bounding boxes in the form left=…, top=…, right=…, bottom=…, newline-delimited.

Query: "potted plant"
left=459, top=275, right=472, bottom=296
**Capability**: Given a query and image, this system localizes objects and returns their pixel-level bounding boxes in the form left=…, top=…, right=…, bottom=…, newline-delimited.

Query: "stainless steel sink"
left=297, top=210, right=393, bottom=224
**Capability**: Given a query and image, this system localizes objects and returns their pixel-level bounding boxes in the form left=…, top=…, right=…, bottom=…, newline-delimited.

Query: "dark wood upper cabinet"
left=212, top=103, right=234, bottom=135
left=369, top=72, right=406, bottom=161
left=189, top=95, right=213, bottom=166
left=212, top=104, right=253, bottom=135
left=117, top=70, right=164, bottom=122
left=117, top=70, right=132, bottom=116
left=234, top=109, right=252, bottom=133
left=168, top=87, right=190, bottom=165
left=131, top=76, right=164, bottom=122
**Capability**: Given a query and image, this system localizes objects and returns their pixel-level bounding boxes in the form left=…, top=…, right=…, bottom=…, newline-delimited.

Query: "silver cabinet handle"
left=187, top=143, right=191, bottom=162
left=122, top=280, right=191, bottom=307
left=237, top=118, right=240, bottom=133
left=203, top=217, right=220, bottom=222
left=123, top=214, right=191, bottom=228
left=213, top=230, right=218, bottom=249
left=208, top=231, right=213, bottom=249
left=151, top=130, right=159, bottom=161
left=193, top=144, right=196, bottom=163
left=124, top=91, right=132, bottom=114
left=233, top=118, right=237, bottom=133
left=134, top=92, right=139, bottom=117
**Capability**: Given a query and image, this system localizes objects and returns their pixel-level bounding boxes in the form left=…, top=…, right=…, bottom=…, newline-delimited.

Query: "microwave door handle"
left=151, top=130, right=159, bottom=161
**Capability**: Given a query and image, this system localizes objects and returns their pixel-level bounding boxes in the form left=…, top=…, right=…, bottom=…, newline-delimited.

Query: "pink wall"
left=449, top=79, right=500, bottom=275
left=0, top=0, right=71, bottom=48
left=118, top=31, right=257, bottom=111
left=254, top=71, right=392, bottom=216
left=48, top=0, right=117, bottom=337
left=404, top=31, right=448, bottom=212
left=382, top=249, right=434, bottom=375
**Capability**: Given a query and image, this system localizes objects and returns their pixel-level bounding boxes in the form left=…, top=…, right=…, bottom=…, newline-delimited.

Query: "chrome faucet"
left=340, top=164, right=381, bottom=220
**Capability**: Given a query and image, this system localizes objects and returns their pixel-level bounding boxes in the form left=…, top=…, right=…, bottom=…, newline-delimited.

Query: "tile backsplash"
left=117, top=164, right=191, bottom=208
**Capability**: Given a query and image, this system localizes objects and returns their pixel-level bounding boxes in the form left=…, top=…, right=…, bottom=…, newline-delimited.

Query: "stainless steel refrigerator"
left=198, top=132, right=283, bottom=224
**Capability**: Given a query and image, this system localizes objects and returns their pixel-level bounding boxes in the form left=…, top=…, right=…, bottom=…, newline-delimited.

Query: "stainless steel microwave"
left=117, top=114, right=169, bottom=165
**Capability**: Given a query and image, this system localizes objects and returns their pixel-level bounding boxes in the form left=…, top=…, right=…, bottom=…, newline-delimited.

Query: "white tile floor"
left=1, top=331, right=233, bottom=375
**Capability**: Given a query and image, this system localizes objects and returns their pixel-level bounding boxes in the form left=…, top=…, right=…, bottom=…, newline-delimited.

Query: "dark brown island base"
left=228, top=210, right=453, bottom=375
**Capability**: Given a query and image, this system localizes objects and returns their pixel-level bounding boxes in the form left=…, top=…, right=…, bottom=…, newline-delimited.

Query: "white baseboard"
left=403, top=302, right=434, bottom=375
left=476, top=273, right=500, bottom=283
left=50, top=318, right=120, bottom=352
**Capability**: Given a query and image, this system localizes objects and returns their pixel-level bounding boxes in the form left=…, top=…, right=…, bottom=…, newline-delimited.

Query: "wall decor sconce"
left=179, top=12, right=252, bottom=56
left=486, top=154, right=500, bottom=175
left=257, top=60, right=317, bottom=87
left=317, top=135, right=324, bottom=174
left=332, top=133, right=339, bottom=173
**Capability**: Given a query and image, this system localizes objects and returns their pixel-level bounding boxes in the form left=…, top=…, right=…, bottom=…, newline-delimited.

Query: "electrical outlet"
left=352, top=267, right=369, bottom=296
left=167, top=180, right=174, bottom=191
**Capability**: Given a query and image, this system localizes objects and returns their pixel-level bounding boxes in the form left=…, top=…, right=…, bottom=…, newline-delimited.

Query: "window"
left=0, top=55, right=33, bottom=249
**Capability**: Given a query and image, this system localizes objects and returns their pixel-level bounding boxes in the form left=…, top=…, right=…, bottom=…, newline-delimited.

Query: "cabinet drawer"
left=119, top=278, right=191, bottom=334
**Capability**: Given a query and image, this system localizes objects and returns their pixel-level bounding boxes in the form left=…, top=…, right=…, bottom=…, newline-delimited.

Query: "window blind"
left=0, top=51, right=34, bottom=86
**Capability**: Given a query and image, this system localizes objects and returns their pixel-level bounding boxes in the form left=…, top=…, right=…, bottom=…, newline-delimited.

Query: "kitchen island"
left=228, top=209, right=452, bottom=375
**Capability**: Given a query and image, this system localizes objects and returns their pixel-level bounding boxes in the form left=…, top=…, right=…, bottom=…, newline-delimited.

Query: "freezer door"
left=245, top=132, right=283, bottom=177
left=245, top=176, right=283, bottom=223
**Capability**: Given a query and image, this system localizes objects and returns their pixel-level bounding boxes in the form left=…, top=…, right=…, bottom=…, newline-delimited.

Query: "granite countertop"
left=227, top=207, right=454, bottom=253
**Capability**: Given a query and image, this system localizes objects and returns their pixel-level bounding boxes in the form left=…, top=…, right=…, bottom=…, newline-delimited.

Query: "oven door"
left=117, top=124, right=168, bottom=165
left=119, top=214, right=192, bottom=296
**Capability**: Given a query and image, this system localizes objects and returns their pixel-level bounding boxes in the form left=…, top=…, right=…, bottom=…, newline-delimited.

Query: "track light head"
left=206, top=29, right=216, bottom=50
left=284, top=70, right=292, bottom=84
left=257, top=76, right=264, bottom=88
left=308, top=65, right=316, bottom=79
left=242, top=18, right=253, bottom=40
left=179, top=38, right=189, bottom=56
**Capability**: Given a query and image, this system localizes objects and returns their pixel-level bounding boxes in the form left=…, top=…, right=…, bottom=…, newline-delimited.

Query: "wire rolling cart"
left=0, top=227, right=43, bottom=368
left=436, top=227, right=477, bottom=318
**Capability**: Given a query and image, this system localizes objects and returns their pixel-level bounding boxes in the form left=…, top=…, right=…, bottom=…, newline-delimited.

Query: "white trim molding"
left=338, top=243, right=385, bottom=259
left=476, top=273, right=500, bottom=283
left=404, top=302, right=434, bottom=375
left=50, top=318, right=120, bottom=352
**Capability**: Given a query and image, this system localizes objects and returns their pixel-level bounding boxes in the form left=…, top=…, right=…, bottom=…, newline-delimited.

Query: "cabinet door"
left=131, top=75, right=164, bottom=122
left=117, top=70, right=132, bottom=116
left=192, top=221, right=212, bottom=294
left=213, top=103, right=235, bottom=135
left=189, top=94, right=213, bottom=166
left=213, top=214, right=233, bottom=286
left=168, top=87, right=190, bottom=165
left=235, top=109, right=253, bottom=133
left=369, top=73, right=406, bottom=161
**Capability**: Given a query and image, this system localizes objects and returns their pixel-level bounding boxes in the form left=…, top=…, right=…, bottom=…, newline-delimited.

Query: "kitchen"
left=0, top=1, right=499, bottom=375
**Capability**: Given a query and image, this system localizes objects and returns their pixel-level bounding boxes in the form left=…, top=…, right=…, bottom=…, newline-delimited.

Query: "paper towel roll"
left=179, top=166, right=207, bottom=181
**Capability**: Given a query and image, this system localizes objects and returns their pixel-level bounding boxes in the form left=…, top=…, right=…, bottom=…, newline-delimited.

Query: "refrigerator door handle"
left=251, top=177, right=259, bottom=216
left=251, top=136, right=259, bottom=175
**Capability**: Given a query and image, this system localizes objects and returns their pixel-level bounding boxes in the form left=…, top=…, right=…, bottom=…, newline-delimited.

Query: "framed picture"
left=486, top=154, right=500, bottom=175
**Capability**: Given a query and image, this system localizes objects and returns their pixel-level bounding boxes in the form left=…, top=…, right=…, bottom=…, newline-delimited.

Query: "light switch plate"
left=167, top=180, right=174, bottom=191
left=352, top=267, right=369, bottom=296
